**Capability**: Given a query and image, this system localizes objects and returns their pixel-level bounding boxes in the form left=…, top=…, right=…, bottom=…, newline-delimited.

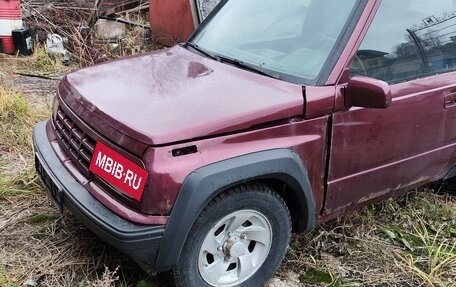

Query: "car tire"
left=173, top=183, right=292, bottom=287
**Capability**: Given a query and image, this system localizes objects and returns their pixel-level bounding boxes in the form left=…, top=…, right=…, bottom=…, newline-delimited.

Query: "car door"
left=326, top=0, right=456, bottom=214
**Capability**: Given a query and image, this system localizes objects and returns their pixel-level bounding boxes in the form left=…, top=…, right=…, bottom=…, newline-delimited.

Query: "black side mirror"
left=346, top=76, right=392, bottom=109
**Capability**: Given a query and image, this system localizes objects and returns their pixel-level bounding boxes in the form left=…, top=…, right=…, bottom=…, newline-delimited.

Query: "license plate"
left=89, top=142, right=148, bottom=201
left=35, top=154, right=64, bottom=212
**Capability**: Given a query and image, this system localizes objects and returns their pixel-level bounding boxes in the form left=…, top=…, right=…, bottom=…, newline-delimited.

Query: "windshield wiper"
left=185, top=42, right=220, bottom=61
left=217, top=56, right=282, bottom=80
left=185, top=42, right=281, bottom=80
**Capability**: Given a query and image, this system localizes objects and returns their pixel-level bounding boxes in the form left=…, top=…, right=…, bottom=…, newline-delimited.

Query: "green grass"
left=135, top=280, right=156, bottom=287
left=0, top=267, right=20, bottom=287
left=286, top=190, right=456, bottom=287
left=370, top=194, right=456, bottom=286
left=27, top=214, right=60, bottom=225
left=394, top=219, right=456, bottom=287
left=0, top=86, right=36, bottom=148
left=299, top=267, right=342, bottom=286
left=31, top=47, right=64, bottom=74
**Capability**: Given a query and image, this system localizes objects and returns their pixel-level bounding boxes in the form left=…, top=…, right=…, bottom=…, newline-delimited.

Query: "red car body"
left=33, top=0, right=456, bottom=284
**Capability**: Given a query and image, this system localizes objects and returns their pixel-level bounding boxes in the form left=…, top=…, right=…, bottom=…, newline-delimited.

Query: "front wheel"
left=173, top=183, right=292, bottom=287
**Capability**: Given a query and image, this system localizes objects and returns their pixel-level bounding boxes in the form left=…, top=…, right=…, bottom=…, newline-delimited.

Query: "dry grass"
left=23, top=2, right=156, bottom=67
left=282, top=189, right=456, bottom=287
left=0, top=196, right=148, bottom=287
left=0, top=196, right=172, bottom=287
left=0, top=84, right=50, bottom=198
left=1, top=183, right=453, bottom=287
left=0, top=43, right=71, bottom=198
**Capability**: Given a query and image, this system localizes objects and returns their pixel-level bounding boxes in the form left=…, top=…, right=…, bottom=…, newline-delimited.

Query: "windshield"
left=190, top=0, right=360, bottom=84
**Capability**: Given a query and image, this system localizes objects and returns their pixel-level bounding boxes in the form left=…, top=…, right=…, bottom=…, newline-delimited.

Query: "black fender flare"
left=154, top=149, right=317, bottom=270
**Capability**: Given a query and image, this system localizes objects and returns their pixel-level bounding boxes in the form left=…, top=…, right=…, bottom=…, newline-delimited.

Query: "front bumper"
left=33, top=121, right=164, bottom=272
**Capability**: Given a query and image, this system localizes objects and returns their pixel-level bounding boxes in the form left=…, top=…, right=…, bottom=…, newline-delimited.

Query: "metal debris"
left=46, top=34, right=70, bottom=62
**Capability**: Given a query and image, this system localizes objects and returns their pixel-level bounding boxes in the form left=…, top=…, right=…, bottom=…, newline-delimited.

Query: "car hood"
left=59, top=45, right=304, bottom=146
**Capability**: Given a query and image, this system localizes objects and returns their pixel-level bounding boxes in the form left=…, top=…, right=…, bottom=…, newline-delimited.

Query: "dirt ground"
left=0, top=57, right=455, bottom=287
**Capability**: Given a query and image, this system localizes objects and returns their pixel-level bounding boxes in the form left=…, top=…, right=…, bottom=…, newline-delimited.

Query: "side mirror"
left=346, top=76, right=392, bottom=109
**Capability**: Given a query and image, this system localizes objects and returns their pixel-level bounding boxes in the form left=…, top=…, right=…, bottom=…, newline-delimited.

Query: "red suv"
left=33, top=0, right=456, bottom=286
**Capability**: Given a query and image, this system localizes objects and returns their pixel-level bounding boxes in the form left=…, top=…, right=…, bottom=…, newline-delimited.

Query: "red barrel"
left=0, top=0, right=22, bottom=53
left=150, top=0, right=197, bottom=46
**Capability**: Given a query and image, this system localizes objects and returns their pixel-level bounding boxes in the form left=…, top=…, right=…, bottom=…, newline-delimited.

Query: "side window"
left=350, top=0, right=456, bottom=84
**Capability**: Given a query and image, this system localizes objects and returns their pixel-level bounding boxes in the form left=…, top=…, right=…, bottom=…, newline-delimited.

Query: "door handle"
left=444, top=92, right=456, bottom=109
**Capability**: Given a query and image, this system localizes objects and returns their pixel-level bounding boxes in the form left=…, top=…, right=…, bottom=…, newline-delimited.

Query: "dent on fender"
left=141, top=117, right=329, bottom=216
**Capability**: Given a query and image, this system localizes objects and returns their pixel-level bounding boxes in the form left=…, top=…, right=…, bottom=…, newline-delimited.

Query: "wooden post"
left=88, top=0, right=106, bottom=28
left=189, top=0, right=200, bottom=27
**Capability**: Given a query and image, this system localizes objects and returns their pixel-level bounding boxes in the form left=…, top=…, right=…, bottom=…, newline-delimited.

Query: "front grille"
left=53, top=106, right=96, bottom=177
left=51, top=104, right=144, bottom=209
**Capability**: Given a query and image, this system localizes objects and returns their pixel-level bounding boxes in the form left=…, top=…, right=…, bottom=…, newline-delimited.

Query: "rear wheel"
left=173, top=183, right=292, bottom=287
